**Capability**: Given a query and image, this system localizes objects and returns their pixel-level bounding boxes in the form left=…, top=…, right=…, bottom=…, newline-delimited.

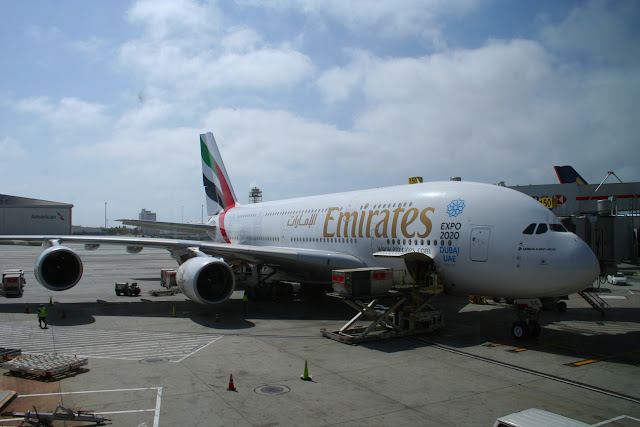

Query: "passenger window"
left=535, top=223, right=548, bottom=234
left=549, top=224, right=567, bottom=232
left=522, top=223, right=536, bottom=234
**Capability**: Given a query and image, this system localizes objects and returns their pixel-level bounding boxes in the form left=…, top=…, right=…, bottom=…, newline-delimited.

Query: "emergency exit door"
left=470, top=227, right=490, bottom=262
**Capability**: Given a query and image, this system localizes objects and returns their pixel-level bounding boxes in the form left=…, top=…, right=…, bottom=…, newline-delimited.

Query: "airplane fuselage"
left=207, top=181, right=599, bottom=298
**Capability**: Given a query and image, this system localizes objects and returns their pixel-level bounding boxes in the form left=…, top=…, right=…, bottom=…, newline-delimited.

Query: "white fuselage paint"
left=205, top=181, right=599, bottom=298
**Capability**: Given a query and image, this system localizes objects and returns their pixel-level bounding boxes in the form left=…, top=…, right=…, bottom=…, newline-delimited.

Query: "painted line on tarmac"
left=13, top=387, right=162, bottom=427
left=567, top=349, right=640, bottom=367
left=509, top=343, right=550, bottom=352
left=417, top=339, right=640, bottom=405
left=0, top=325, right=221, bottom=362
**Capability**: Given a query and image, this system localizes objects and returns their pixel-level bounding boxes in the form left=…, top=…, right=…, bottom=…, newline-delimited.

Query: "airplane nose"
left=569, top=236, right=600, bottom=291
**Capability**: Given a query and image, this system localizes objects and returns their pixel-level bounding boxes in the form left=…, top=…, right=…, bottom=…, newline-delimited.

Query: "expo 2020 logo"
left=446, top=198, right=466, bottom=217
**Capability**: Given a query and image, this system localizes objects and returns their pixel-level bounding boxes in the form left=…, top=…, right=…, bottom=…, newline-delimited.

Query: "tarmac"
left=0, top=244, right=638, bottom=426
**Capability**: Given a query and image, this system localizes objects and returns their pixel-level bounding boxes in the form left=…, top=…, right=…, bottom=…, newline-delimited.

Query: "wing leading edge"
left=0, top=235, right=366, bottom=274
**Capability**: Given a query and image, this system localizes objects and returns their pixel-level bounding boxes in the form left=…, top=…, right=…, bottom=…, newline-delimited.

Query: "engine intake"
left=177, top=257, right=235, bottom=305
left=34, top=246, right=83, bottom=291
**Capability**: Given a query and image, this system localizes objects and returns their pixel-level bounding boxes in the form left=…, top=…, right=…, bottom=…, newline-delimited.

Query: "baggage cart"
left=2, top=353, right=88, bottom=378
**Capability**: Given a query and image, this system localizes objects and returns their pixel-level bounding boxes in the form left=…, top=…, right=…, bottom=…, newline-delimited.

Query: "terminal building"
left=0, top=194, right=73, bottom=235
left=139, top=208, right=157, bottom=221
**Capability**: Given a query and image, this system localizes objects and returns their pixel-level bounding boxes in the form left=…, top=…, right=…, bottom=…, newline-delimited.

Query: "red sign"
left=554, top=195, right=566, bottom=204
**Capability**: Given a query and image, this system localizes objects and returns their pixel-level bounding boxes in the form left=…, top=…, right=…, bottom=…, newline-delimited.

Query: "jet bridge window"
left=522, top=223, right=536, bottom=234
left=535, top=223, right=548, bottom=234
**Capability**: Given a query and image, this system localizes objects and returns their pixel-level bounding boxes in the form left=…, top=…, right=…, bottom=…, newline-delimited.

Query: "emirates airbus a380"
left=0, top=132, right=600, bottom=338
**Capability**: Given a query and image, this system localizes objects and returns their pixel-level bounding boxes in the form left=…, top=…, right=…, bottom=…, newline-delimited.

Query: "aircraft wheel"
left=511, top=321, right=529, bottom=339
left=557, top=301, right=567, bottom=312
left=529, top=321, right=541, bottom=338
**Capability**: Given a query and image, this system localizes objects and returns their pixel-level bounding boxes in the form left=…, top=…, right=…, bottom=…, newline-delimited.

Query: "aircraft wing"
left=0, top=235, right=366, bottom=274
left=117, top=219, right=214, bottom=235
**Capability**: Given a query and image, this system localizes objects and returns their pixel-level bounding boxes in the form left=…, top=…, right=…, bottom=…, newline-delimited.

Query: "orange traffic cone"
left=61, top=310, right=66, bottom=319
left=25, top=304, right=29, bottom=313
left=227, top=374, right=237, bottom=391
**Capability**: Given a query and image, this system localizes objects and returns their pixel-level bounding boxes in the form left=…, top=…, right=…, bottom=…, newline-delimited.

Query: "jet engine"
left=34, top=245, right=83, bottom=291
left=177, top=256, right=235, bottom=305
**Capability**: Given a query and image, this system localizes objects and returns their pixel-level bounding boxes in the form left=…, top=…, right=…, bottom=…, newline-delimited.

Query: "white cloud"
left=202, top=108, right=372, bottom=199
left=71, top=36, right=110, bottom=57
left=220, top=26, right=262, bottom=53
left=541, top=0, right=640, bottom=66
left=14, top=97, right=109, bottom=129
left=26, top=24, right=61, bottom=41
left=4, top=0, right=639, bottom=226
left=119, top=0, right=314, bottom=96
left=240, top=0, right=478, bottom=46
left=0, top=136, right=26, bottom=159
left=126, top=0, right=220, bottom=40
left=317, top=50, right=373, bottom=103
left=312, top=36, right=640, bottom=185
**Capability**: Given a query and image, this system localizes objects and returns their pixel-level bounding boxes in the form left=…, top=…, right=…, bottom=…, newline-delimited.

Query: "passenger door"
left=470, top=227, right=490, bottom=262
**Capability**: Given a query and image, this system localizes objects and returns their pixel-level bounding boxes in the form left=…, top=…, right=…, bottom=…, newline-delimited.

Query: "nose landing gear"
left=511, top=298, right=542, bottom=339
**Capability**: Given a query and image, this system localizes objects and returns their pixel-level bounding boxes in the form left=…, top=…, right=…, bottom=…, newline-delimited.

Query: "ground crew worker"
left=38, top=304, right=47, bottom=329
left=243, top=291, right=248, bottom=314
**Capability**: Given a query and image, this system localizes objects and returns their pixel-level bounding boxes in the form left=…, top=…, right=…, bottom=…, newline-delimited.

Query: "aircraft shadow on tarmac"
left=1, top=295, right=638, bottom=366
left=0, top=295, right=358, bottom=330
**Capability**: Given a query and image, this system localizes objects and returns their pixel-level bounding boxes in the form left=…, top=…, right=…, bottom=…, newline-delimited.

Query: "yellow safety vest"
left=38, top=307, right=46, bottom=317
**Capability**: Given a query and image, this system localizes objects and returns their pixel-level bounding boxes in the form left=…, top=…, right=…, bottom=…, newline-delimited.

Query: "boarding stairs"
left=578, top=288, right=610, bottom=316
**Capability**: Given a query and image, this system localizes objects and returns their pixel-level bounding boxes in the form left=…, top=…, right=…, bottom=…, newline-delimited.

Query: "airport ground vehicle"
left=115, top=282, right=141, bottom=296
left=1, top=270, right=25, bottom=298
left=607, top=272, right=627, bottom=285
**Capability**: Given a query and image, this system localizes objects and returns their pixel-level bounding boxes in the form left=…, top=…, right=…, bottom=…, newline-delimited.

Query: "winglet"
left=201, top=132, right=238, bottom=215
left=554, top=166, right=588, bottom=185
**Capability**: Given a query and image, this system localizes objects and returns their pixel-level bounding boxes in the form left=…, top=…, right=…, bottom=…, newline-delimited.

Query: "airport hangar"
left=0, top=194, right=72, bottom=235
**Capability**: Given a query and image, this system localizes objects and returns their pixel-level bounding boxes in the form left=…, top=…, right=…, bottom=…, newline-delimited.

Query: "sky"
left=1, top=0, right=639, bottom=227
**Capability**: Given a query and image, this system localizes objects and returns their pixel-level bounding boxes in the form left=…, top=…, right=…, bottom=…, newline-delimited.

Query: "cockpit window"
left=522, top=223, right=536, bottom=235
left=535, top=223, right=548, bottom=234
left=549, top=223, right=567, bottom=232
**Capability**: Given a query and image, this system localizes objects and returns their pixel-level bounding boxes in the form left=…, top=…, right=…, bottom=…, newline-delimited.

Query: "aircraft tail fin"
left=554, top=165, right=588, bottom=185
left=200, top=132, right=238, bottom=215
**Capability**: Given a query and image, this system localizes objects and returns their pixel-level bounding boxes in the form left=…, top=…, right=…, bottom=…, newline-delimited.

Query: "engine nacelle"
left=34, top=246, right=83, bottom=291
left=177, top=257, right=235, bottom=305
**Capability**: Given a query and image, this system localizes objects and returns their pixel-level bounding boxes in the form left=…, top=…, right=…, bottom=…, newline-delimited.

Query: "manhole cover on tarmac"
left=255, top=385, right=290, bottom=395
left=140, top=357, right=169, bottom=364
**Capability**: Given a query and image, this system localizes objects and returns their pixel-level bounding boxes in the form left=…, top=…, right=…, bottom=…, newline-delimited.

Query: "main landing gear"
left=511, top=298, right=542, bottom=339
left=244, top=264, right=295, bottom=301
